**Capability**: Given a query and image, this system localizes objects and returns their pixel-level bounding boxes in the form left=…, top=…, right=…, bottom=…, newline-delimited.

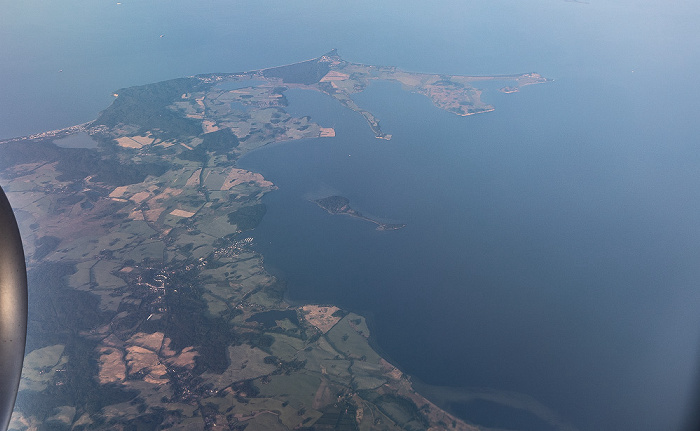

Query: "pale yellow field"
left=97, top=347, right=126, bottom=384
left=320, top=71, right=350, bottom=82
left=115, top=135, right=153, bottom=149
left=301, top=305, right=341, bottom=333
left=319, top=127, right=335, bottom=137
left=170, top=209, right=196, bottom=218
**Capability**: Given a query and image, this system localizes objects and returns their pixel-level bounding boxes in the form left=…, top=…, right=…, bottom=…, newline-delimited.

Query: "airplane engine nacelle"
left=0, top=186, right=27, bottom=431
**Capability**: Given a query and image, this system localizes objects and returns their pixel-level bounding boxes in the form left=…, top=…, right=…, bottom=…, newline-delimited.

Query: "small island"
left=500, top=86, right=519, bottom=93
left=315, top=195, right=406, bottom=231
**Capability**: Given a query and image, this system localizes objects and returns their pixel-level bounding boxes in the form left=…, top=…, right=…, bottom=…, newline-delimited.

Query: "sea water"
left=239, top=26, right=700, bottom=431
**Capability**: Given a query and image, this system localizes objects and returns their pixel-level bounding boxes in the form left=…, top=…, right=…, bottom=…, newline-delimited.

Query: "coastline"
left=4, top=52, right=557, bottom=431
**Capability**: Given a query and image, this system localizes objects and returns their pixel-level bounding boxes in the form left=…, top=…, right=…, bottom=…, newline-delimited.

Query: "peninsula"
left=1, top=51, right=551, bottom=431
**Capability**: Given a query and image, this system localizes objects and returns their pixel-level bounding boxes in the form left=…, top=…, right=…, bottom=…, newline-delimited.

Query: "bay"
left=239, top=58, right=700, bottom=431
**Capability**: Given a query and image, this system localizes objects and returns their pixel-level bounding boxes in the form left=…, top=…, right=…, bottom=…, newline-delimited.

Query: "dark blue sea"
left=3, top=1, right=699, bottom=430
